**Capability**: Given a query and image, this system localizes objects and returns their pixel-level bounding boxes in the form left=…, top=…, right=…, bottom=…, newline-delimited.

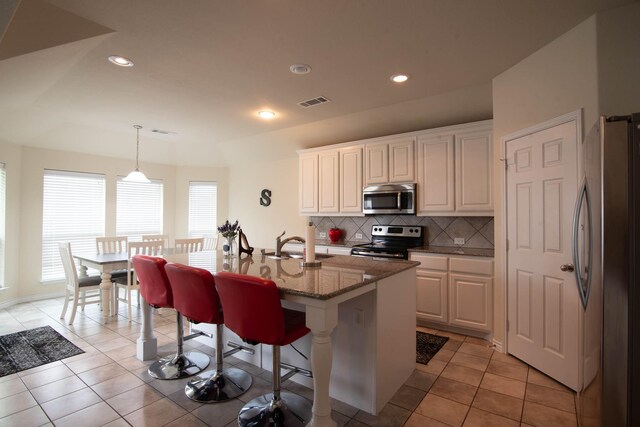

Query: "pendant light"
left=123, top=125, right=150, bottom=183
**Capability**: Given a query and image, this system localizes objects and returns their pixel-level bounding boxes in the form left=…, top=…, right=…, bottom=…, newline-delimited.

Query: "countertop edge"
left=408, top=246, right=494, bottom=257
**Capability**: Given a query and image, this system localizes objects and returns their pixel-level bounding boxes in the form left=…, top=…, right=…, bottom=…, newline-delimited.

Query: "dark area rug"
left=0, top=326, right=84, bottom=377
left=416, top=331, right=449, bottom=365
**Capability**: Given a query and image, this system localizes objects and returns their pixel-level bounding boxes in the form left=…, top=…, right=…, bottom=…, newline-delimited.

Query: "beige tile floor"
left=0, top=298, right=578, bottom=427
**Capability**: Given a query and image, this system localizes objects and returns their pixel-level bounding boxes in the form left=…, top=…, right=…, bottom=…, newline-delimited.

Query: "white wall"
left=228, top=157, right=306, bottom=250
left=492, top=16, right=599, bottom=347
left=597, top=2, right=640, bottom=116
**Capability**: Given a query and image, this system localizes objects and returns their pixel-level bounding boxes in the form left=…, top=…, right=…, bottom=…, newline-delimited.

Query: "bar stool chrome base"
left=238, top=392, right=312, bottom=427
left=148, top=351, right=210, bottom=380
left=185, top=367, right=252, bottom=402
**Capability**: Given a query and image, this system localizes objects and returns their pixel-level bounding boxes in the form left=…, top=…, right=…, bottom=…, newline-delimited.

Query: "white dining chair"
left=96, top=236, right=128, bottom=254
left=142, top=234, right=170, bottom=248
left=175, top=237, right=205, bottom=253
left=59, top=242, right=102, bottom=325
left=115, top=241, right=164, bottom=320
left=203, top=234, right=218, bottom=251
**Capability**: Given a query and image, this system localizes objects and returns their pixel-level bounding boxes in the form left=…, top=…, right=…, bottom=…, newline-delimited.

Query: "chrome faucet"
left=275, top=231, right=305, bottom=257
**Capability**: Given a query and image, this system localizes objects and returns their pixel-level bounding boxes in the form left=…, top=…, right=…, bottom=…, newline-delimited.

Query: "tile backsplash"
left=310, top=215, right=494, bottom=249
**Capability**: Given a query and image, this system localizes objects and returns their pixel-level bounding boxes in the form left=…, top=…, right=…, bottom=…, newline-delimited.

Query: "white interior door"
left=506, top=120, right=581, bottom=391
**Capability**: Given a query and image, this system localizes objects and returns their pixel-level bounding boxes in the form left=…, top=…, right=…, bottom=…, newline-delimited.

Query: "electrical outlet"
left=355, top=233, right=363, bottom=239
left=454, top=237, right=465, bottom=245
left=319, top=232, right=326, bottom=239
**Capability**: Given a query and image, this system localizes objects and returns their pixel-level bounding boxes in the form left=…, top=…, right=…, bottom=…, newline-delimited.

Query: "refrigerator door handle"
left=572, top=177, right=593, bottom=309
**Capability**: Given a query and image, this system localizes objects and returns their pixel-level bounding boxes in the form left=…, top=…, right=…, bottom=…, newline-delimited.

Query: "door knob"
left=560, top=264, right=575, bottom=272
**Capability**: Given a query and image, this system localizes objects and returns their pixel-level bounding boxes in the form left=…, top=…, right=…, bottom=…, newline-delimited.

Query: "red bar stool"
left=164, top=263, right=253, bottom=402
left=215, top=271, right=313, bottom=427
left=132, top=255, right=209, bottom=379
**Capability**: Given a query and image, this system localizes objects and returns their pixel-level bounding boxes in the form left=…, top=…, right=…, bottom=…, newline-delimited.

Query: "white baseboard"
left=492, top=338, right=504, bottom=353
left=0, top=291, right=66, bottom=310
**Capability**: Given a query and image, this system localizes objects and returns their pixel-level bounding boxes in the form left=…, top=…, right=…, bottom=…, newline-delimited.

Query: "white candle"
left=305, top=222, right=316, bottom=263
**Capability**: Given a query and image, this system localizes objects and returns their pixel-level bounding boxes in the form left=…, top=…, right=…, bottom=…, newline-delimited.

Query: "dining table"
left=73, top=251, right=129, bottom=319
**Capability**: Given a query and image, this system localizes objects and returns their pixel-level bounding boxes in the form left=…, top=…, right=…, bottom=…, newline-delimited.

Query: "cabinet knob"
left=560, top=264, right=575, bottom=272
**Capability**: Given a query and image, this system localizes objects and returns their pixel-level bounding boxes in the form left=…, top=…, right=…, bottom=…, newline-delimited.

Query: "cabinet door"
left=416, top=134, right=455, bottom=213
left=339, top=146, right=363, bottom=213
left=318, top=150, right=339, bottom=213
left=455, top=129, right=493, bottom=213
left=449, top=273, right=492, bottom=332
left=365, top=143, right=388, bottom=184
left=416, top=270, right=448, bottom=324
left=389, top=138, right=415, bottom=183
left=299, top=153, right=318, bottom=213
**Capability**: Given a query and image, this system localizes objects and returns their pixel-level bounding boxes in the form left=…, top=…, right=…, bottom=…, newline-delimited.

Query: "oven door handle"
left=351, top=250, right=405, bottom=259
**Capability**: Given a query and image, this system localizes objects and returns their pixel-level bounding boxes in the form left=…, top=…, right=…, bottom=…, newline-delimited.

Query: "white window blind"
left=41, top=170, right=105, bottom=282
left=188, top=181, right=217, bottom=237
left=0, top=163, right=6, bottom=288
left=116, top=177, right=163, bottom=242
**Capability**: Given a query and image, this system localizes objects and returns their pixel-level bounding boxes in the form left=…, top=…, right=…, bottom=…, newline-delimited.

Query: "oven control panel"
left=371, top=225, right=422, bottom=238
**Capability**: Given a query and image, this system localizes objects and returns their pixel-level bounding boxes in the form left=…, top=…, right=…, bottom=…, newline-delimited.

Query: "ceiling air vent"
left=298, top=96, right=331, bottom=108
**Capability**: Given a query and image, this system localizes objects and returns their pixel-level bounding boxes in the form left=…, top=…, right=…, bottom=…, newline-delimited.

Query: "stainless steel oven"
left=362, top=183, right=416, bottom=215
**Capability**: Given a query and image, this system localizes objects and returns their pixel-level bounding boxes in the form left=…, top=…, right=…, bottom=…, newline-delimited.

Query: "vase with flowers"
left=218, top=219, right=239, bottom=256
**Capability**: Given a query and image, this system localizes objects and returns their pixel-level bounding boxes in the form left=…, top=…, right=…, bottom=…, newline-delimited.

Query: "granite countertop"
left=408, top=246, right=494, bottom=258
left=165, top=250, right=419, bottom=300
left=286, top=239, right=356, bottom=248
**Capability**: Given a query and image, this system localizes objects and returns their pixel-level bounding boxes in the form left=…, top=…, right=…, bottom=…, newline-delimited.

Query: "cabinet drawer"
left=449, top=257, right=493, bottom=275
left=410, top=253, right=448, bottom=271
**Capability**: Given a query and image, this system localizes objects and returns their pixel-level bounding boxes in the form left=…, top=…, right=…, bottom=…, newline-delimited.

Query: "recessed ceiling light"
left=258, top=110, right=276, bottom=119
left=290, top=64, right=312, bottom=75
left=108, top=55, right=134, bottom=67
left=390, top=74, right=410, bottom=83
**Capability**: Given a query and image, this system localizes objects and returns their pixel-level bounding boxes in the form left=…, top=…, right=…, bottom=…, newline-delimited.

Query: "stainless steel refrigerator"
left=577, top=113, right=640, bottom=427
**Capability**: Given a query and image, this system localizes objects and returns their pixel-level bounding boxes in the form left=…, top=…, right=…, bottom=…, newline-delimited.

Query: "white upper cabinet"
left=365, top=137, right=415, bottom=185
left=339, top=146, right=363, bottom=213
left=389, top=138, right=415, bottom=183
left=298, top=147, right=364, bottom=216
left=364, top=142, right=388, bottom=184
left=299, top=153, right=318, bottom=213
left=298, top=119, right=492, bottom=216
left=318, top=150, right=339, bottom=213
left=455, top=129, right=493, bottom=213
left=417, top=134, right=455, bottom=213
left=416, top=121, right=493, bottom=216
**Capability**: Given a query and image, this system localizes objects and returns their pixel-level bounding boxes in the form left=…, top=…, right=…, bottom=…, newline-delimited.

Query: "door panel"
left=506, top=120, right=580, bottom=391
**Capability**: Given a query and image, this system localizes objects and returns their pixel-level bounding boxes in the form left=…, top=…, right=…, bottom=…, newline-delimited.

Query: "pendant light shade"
left=123, top=125, right=150, bottom=183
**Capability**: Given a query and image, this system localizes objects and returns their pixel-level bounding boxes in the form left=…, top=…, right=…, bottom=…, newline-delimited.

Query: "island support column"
left=306, top=304, right=338, bottom=427
left=137, top=295, right=157, bottom=360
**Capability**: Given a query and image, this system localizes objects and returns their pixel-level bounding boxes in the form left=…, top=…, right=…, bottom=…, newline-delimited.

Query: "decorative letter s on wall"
left=260, top=189, right=272, bottom=207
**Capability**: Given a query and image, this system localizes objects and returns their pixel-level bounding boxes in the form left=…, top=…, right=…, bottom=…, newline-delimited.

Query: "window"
left=116, top=177, right=163, bottom=242
left=41, top=170, right=105, bottom=282
left=188, top=181, right=217, bottom=237
left=0, top=163, right=6, bottom=287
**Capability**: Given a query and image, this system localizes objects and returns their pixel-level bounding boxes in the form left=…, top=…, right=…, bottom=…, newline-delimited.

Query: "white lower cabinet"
left=416, top=270, right=448, bottom=324
left=411, top=252, right=493, bottom=333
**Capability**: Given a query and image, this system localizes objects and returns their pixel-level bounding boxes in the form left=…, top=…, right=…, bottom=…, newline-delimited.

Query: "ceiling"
left=0, top=0, right=633, bottom=167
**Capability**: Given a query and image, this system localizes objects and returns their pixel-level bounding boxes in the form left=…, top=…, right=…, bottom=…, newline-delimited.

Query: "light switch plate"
left=454, top=238, right=465, bottom=245
left=355, top=233, right=363, bottom=239
left=319, top=232, right=327, bottom=239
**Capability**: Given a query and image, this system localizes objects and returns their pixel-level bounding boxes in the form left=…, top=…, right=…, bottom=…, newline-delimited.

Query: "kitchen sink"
left=263, top=251, right=333, bottom=260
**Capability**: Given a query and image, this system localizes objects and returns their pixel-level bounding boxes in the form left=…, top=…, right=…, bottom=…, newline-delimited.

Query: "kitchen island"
left=136, top=250, right=418, bottom=427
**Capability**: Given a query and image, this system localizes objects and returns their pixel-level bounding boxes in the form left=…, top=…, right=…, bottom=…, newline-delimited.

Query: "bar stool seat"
left=215, top=271, right=313, bottom=427
left=132, top=255, right=209, bottom=380
left=165, top=263, right=252, bottom=403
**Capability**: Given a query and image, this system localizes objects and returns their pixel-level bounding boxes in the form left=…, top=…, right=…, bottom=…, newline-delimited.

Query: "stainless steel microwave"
left=362, top=183, right=416, bottom=214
